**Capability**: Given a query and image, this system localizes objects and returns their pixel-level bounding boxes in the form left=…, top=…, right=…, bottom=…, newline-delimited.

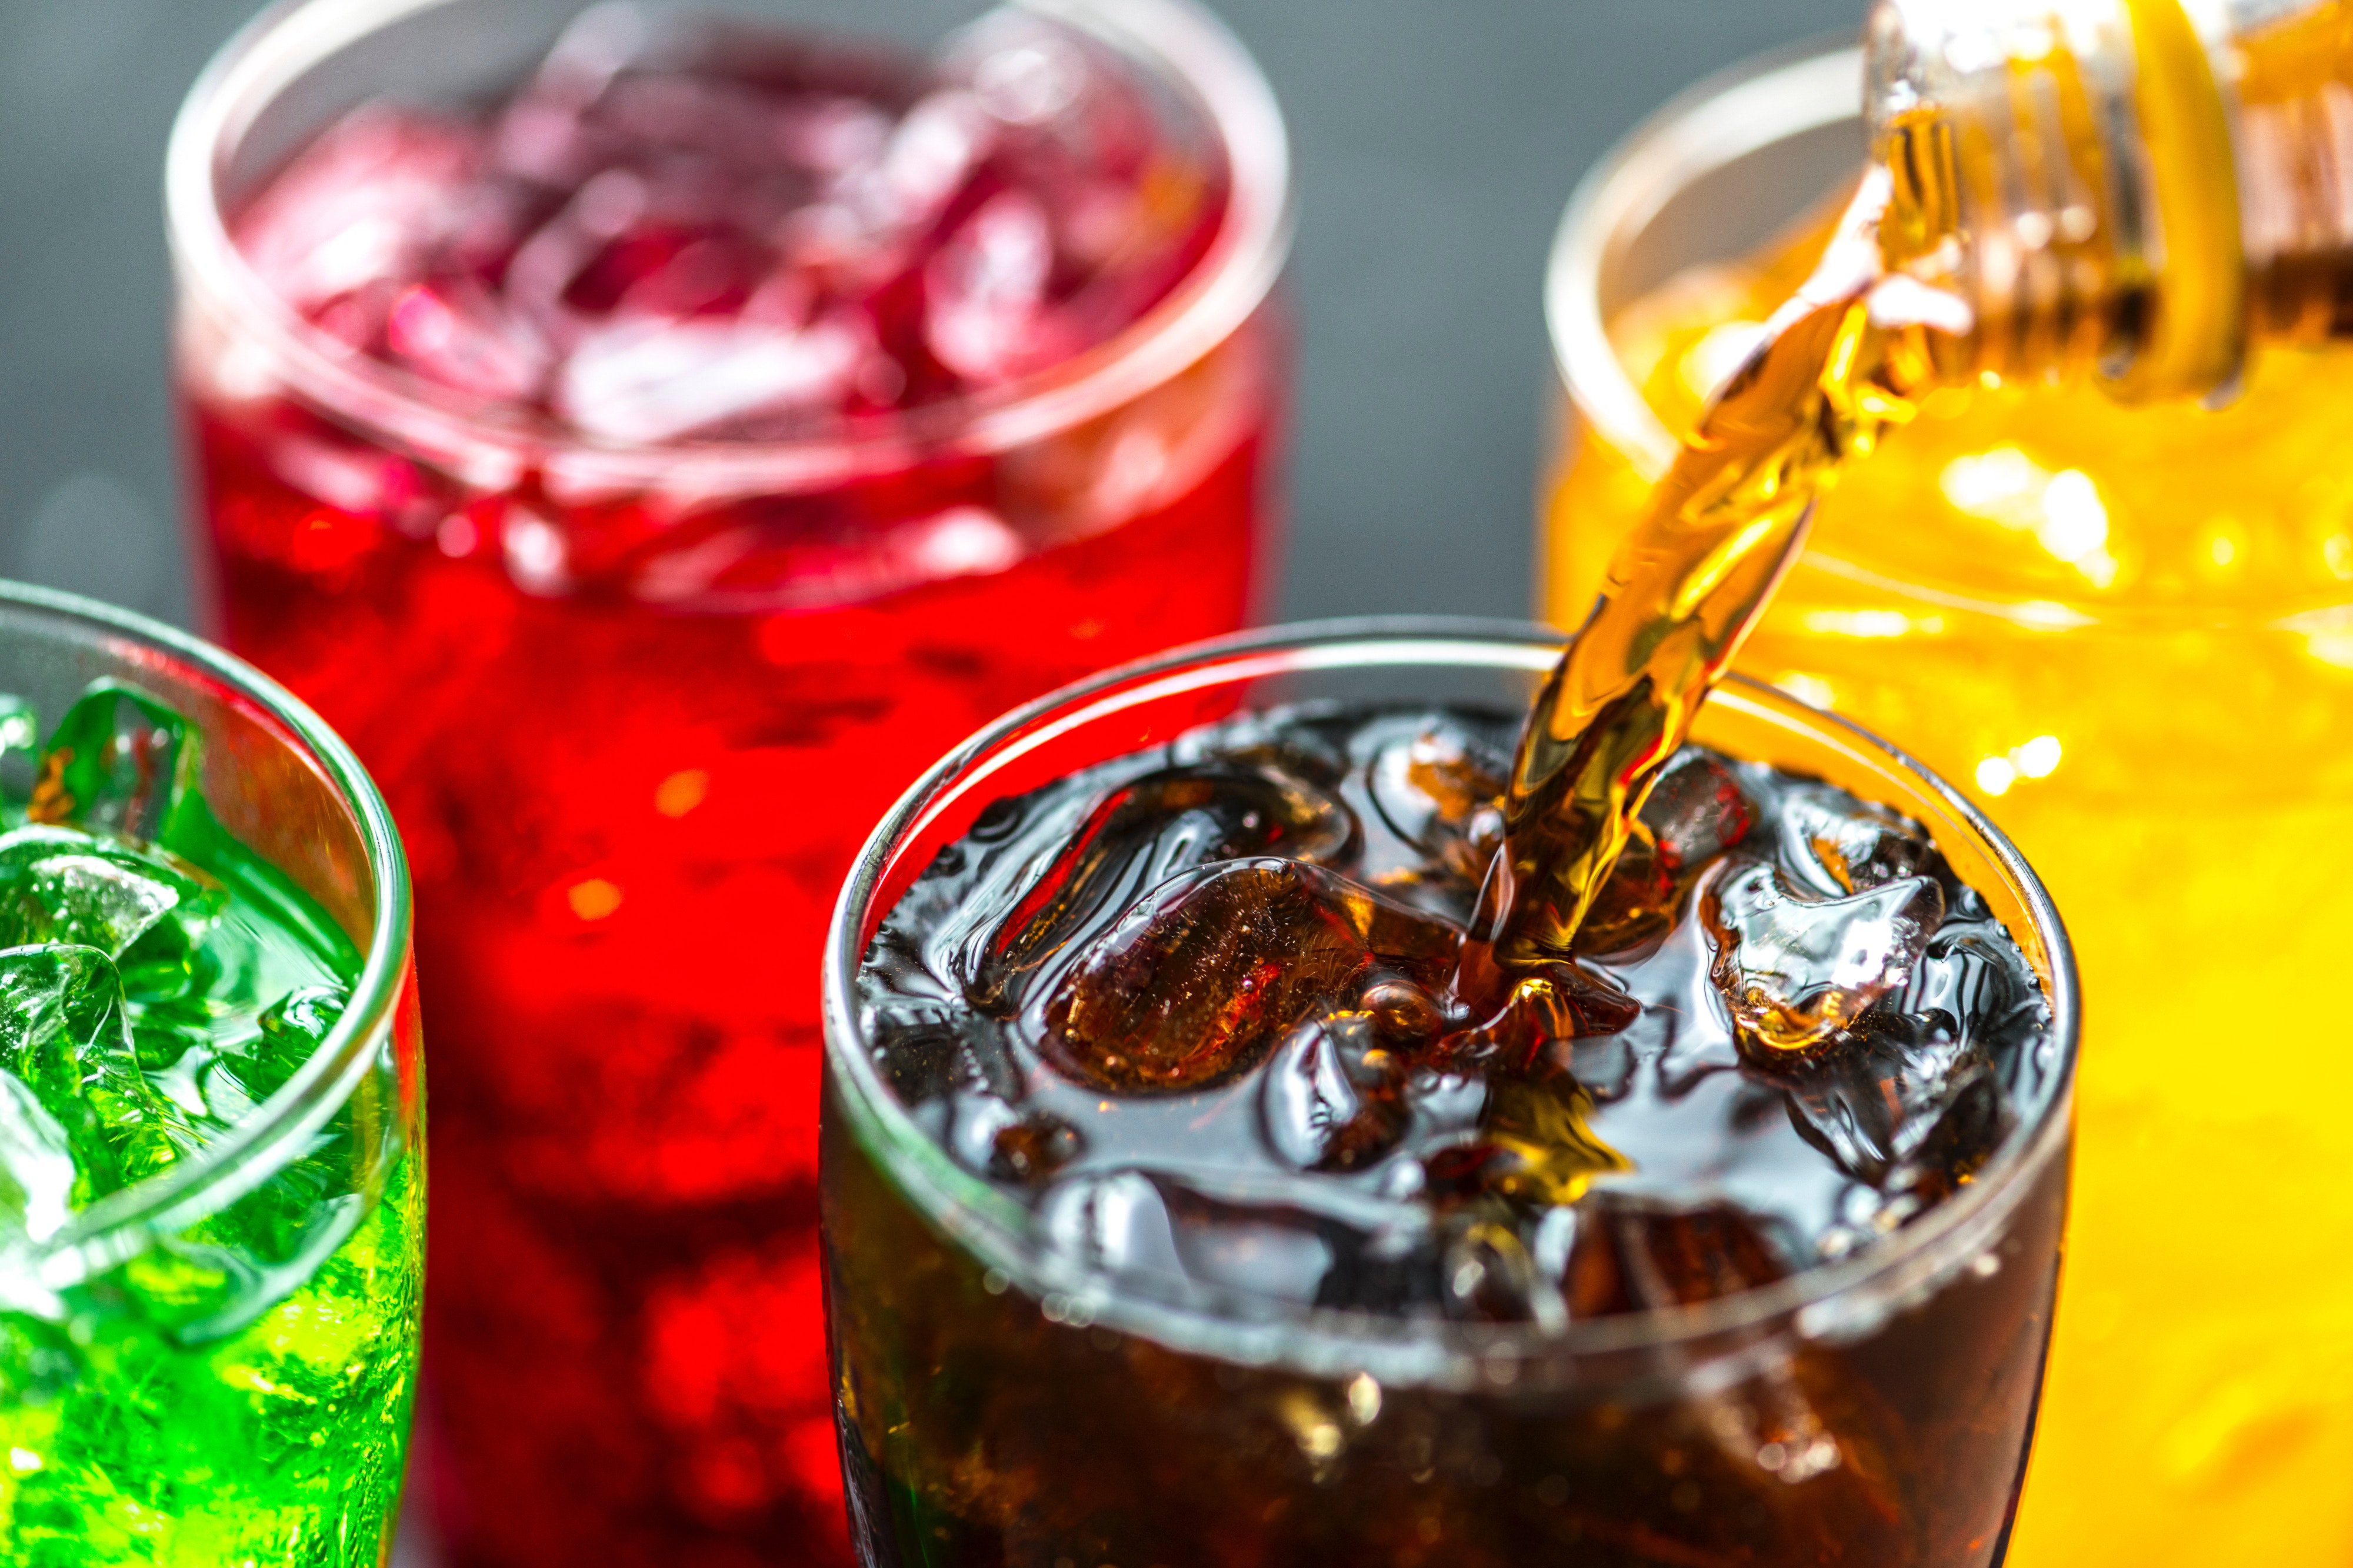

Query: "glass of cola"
left=822, top=619, right=2080, bottom=1568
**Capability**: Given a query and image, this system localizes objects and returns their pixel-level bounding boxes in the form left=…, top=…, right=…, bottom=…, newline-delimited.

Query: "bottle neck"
left=1861, top=0, right=2353, bottom=401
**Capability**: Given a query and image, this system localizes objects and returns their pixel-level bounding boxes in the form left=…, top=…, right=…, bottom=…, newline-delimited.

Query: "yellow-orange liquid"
left=1548, top=200, right=2353, bottom=1564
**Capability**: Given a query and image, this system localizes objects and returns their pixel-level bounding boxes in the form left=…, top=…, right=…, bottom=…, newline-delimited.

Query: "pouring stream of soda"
left=1469, top=171, right=1966, bottom=1002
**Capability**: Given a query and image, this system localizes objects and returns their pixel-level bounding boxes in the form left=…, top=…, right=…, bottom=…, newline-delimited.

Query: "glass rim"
left=821, top=616, right=2081, bottom=1384
left=1545, top=38, right=1861, bottom=486
left=0, top=582, right=413, bottom=1286
left=165, top=0, right=1295, bottom=495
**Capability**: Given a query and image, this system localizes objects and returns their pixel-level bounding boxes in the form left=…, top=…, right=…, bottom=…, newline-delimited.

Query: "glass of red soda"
left=822, top=620, right=2080, bottom=1566
left=166, top=1, right=1289, bottom=1563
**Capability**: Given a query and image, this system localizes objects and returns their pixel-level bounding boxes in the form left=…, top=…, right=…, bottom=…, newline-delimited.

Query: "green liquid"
left=0, top=683, right=420, bottom=1566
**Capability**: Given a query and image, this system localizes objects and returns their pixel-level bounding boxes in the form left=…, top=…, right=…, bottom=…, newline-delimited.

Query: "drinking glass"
left=168, top=0, right=1288, bottom=1560
left=0, top=582, right=421, bottom=1567
left=822, top=619, right=2079, bottom=1567
left=1545, top=43, right=2353, bottom=1563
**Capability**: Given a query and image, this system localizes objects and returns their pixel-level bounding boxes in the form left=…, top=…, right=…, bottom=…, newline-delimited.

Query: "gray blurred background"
left=0, top=0, right=1857, bottom=630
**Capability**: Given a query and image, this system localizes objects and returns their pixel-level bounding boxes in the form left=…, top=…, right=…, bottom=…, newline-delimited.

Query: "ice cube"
left=866, top=1009, right=1018, bottom=1106
left=1257, top=1011, right=1407, bottom=1172
left=1577, top=750, right=1755, bottom=953
left=876, top=91, right=993, bottom=231
left=1644, top=749, right=1756, bottom=873
left=952, top=12, right=1090, bottom=128
left=595, top=70, right=803, bottom=169
left=1564, top=1195, right=1791, bottom=1315
left=0, top=827, right=191, bottom=958
left=534, top=2, right=652, bottom=110
left=1441, top=1217, right=1564, bottom=1327
left=1046, top=1170, right=1345, bottom=1309
left=227, top=986, right=351, bottom=1105
left=1039, top=1169, right=1184, bottom=1279
left=1764, top=997, right=1995, bottom=1187
left=775, top=98, right=892, bottom=175
left=808, top=86, right=992, bottom=285
left=232, top=106, right=481, bottom=312
left=925, top=190, right=1059, bottom=383
left=1880, top=1071, right=2012, bottom=1214
left=1364, top=716, right=1509, bottom=885
left=942, top=11, right=1155, bottom=212
left=0, top=945, right=179, bottom=1202
left=1901, top=919, right=2049, bottom=1057
left=1437, top=966, right=1638, bottom=1074
left=0, top=695, right=38, bottom=819
left=987, top=1110, right=1082, bottom=1185
left=1159, top=1179, right=1334, bottom=1306
left=486, top=5, right=649, bottom=179
left=29, top=683, right=194, bottom=845
left=971, top=764, right=1356, bottom=1011
left=1706, top=862, right=1945, bottom=1053
left=384, top=280, right=553, bottom=402
left=1042, top=861, right=1364, bottom=1095
left=1179, top=709, right=1352, bottom=788
left=1042, top=860, right=1459, bottom=1096
left=0, top=1069, right=76, bottom=1241
left=501, top=169, right=649, bottom=332
left=199, top=985, right=353, bottom=1130
left=555, top=312, right=866, bottom=442
left=1358, top=977, right=1447, bottom=1052
left=1775, top=783, right=1931, bottom=898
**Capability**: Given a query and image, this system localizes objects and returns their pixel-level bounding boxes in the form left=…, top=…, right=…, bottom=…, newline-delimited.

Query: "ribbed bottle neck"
left=1862, top=0, right=2294, bottom=401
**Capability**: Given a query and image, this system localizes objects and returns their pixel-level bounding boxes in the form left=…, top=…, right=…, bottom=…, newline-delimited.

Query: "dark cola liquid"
left=829, top=702, right=2068, bottom=1568
left=856, top=703, right=2057, bottom=1321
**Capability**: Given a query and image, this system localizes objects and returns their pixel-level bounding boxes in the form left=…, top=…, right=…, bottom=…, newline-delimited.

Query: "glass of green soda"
left=0, top=583, right=421, bottom=1565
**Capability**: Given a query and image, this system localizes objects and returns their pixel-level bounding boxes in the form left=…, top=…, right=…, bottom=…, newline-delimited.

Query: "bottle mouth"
left=0, top=582, right=412, bottom=1296
left=166, top=0, right=1295, bottom=497
left=821, top=617, right=2081, bottom=1387
left=1546, top=42, right=1865, bottom=484
left=1863, top=0, right=2245, bottom=404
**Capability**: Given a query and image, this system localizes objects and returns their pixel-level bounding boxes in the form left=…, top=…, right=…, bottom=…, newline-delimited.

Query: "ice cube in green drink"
left=0, top=682, right=421, bottom=1566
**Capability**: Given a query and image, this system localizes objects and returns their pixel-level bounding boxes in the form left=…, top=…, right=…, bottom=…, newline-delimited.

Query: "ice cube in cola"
left=174, top=0, right=1287, bottom=1560
left=826, top=644, right=2076, bottom=1568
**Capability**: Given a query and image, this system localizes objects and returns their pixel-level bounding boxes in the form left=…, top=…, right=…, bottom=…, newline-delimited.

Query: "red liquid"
left=177, top=14, right=1280, bottom=1564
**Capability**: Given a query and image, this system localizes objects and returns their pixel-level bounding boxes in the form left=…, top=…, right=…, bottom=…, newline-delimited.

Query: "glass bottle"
left=1865, top=0, right=2353, bottom=402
